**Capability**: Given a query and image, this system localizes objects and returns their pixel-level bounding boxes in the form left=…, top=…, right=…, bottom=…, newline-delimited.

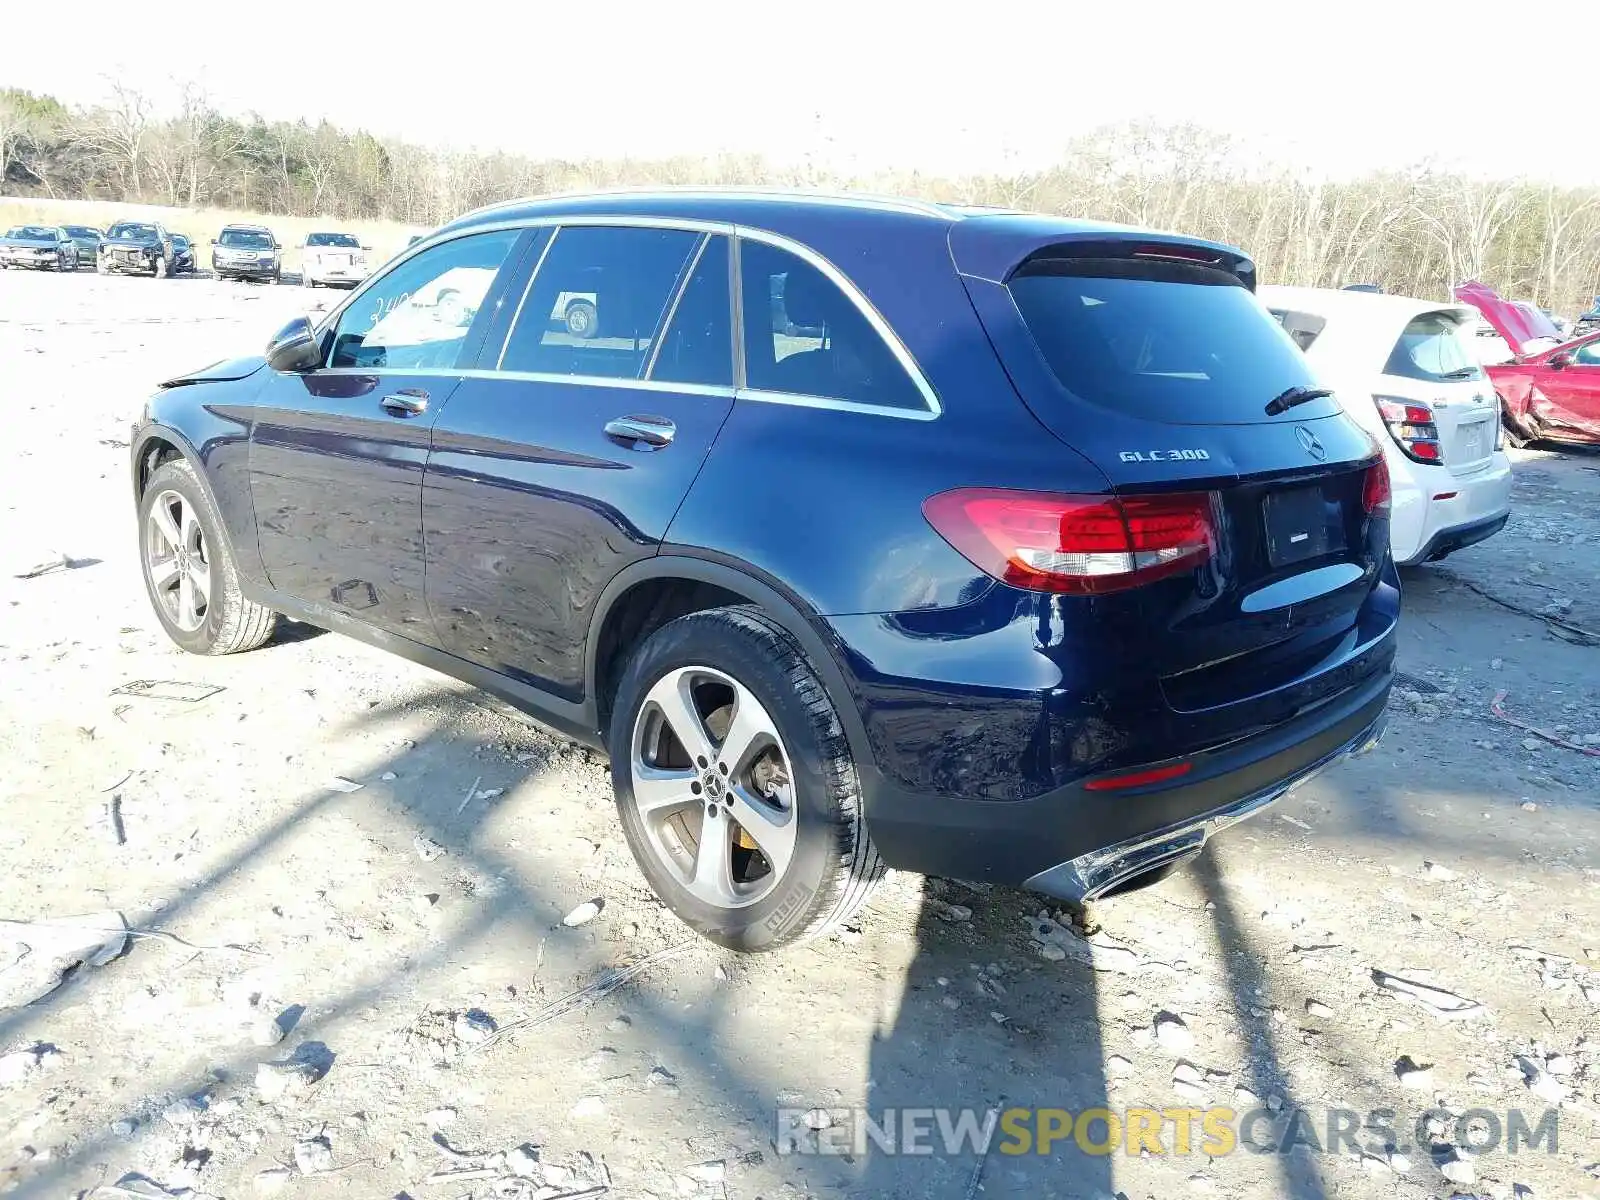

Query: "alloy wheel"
left=144, top=490, right=212, bottom=632
left=629, top=665, right=798, bottom=909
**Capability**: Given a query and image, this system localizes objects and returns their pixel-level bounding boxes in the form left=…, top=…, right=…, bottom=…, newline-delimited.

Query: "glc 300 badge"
left=1118, top=449, right=1212, bottom=462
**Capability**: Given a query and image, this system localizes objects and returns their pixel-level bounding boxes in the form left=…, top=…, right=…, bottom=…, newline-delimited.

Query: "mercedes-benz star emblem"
left=1295, top=425, right=1326, bottom=461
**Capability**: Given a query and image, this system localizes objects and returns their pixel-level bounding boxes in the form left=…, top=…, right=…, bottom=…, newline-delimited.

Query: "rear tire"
left=608, top=606, right=884, bottom=952
left=138, top=459, right=278, bottom=656
left=1500, top=403, right=1530, bottom=449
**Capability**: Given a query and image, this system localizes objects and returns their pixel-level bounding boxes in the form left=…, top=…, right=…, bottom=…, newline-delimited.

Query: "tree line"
left=4, top=83, right=1598, bottom=314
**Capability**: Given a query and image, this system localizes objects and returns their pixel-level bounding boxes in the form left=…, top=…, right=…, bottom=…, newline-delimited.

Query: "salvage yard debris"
left=1491, top=689, right=1600, bottom=757
left=1372, top=969, right=1489, bottom=1020
left=109, top=679, right=224, bottom=704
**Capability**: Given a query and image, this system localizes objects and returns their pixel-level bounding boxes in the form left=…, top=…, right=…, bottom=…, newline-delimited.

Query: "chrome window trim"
left=496, top=227, right=560, bottom=370
left=734, top=387, right=939, bottom=421
left=733, top=224, right=941, bottom=417
left=643, top=232, right=711, bottom=381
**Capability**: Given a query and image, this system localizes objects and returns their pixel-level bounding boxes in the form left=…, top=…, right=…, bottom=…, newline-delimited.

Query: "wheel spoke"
left=691, top=805, right=736, bottom=902
left=648, top=671, right=715, bottom=765
left=150, top=503, right=181, bottom=551
left=632, top=764, right=699, bottom=815
left=179, top=502, right=201, bottom=551
left=187, top=562, right=210, bottom=605
left=724, top=784, right=798, bottom=880
left=716, top=682, right=772, bottom=775
left=178, top=574, right=199, bottom=628
left=149, top=556, right=181, bottom=590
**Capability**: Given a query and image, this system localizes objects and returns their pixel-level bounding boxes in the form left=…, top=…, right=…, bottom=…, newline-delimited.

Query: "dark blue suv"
left=130, top=190, right=1397, bottom=951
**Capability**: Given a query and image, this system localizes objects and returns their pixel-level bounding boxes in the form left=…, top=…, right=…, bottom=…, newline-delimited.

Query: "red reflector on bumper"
left=1082, top=761, right=1194, bottom=792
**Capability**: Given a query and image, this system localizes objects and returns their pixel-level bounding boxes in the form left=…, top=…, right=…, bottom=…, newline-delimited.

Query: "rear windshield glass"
left=1267, top=308, right=1327, bottom=351
left=1008, top=259, right=1332, bottom=425
left=1383, top=312, right=1483, bottom=382
left=307, top=232, right=359, bottom=247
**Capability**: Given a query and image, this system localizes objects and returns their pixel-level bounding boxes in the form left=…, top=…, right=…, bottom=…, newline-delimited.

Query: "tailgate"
left=959, top=236, right=1394, bottom=735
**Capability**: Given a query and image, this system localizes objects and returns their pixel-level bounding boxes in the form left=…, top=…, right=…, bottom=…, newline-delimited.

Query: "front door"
left=424, top=223, right=736, bottom=699
left=248, top=227, right=528, bottom=637
left=1534, top=335, right=1600, bottom=436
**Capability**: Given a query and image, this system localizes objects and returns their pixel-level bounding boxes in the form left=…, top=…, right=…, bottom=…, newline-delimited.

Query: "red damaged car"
left=1456, top=280, right=1600, bottom=447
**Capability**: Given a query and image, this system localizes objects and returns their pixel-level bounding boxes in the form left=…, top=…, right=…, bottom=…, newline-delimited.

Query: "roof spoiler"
left=949, top=215, right=1254, bottom=289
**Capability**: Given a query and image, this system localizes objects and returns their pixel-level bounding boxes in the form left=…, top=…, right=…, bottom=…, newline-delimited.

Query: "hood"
left=159, top=355, right=267, bottom=389
left=1454, top=280, right=1562, bottom=358
left=2, top=235, right=56, bottom=248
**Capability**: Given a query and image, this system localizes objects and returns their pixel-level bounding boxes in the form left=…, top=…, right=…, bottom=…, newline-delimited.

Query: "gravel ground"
left=1, top=270, right=1597, bottom=1200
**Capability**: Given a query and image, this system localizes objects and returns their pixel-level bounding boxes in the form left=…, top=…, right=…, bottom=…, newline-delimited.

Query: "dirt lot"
left=1, top=270, right=1598, bottom=1200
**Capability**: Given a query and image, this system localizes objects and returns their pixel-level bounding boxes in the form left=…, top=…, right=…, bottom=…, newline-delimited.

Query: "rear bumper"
left=1409, top=511, right=1510, bottom=564
left=1026, top=709, right=1386, bottom=901
left=1391, top=453, right=1512, bottom=564
left=858, top=655, right=1393, bottom=892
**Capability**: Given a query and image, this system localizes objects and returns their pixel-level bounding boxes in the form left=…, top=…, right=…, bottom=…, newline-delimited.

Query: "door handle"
left=604, top=414, right=676, bottom=448
left=380, top=389, right=429, bottom=417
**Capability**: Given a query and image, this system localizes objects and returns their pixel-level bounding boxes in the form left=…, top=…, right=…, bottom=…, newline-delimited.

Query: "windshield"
left=1384, top=313, right=1483, bottom=382
left=172, top=235, right=190, bottom=248
left=8, top=226, right=56, bottom=240
left=220, top=229, right=273, bottom=248
left=107, top=223, right=157, bottom=240
left=1008, top=258, right=1332, bottom=424
left=64, top=226, right=100, bottom=239
left=306, top=232, right=360, bottom=248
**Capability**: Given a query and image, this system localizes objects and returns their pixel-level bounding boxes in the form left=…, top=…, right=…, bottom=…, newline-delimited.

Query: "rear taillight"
left=922, top=488, right=1215, bottom=595
left=1361, top=459, right=1391, bottom=514
left=1374, top=395, right=1442, bottom=463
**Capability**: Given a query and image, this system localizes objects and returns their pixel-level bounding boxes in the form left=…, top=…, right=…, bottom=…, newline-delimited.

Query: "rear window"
left=1268, top=308, right=1327, bottom=351
left=1382, top=312, right=1483, bottom=382
left=1008, top=258, right=1331, bottom=425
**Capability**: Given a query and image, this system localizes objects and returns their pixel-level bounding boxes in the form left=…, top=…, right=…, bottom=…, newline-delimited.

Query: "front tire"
left=608, top=606, right=883, bottom=952
left=138, top=459, right=278, bottom=655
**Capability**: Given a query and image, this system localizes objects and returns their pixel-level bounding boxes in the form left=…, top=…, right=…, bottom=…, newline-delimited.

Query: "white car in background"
left=300, top=231, right=372, bottom=288
left=1260, top=286, right=1512, bottom=565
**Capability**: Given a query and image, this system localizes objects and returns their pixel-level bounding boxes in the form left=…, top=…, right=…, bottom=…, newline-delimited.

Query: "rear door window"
left=738, top=239, right=925, bottom=410
left=498, top=225, right=701, bottom=379
left=1008, top=258, right=1332, bottom=424
left=648, top=235, right=732, bottom=387
left=1382, top=312, right=1484, bottom=382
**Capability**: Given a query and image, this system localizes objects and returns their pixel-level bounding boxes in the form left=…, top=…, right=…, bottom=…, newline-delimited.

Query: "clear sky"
left=8, top=0, right=1585, bottom=184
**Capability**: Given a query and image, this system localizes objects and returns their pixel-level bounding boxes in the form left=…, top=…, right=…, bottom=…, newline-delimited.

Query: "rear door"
left=422, top=222, right=736, bottom=700
left=247, top=227, right=529, bottom=636
left=956, top=235, right=1391, bottom=738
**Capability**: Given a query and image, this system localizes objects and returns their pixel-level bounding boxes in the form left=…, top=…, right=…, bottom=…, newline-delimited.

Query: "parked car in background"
left=170, top=234, right=196, bottom=274
left=212, top=224, right=281, bottom=282
left=62, top=225, right=104, bottom=266
left=1457, top=280, right=1600, bottom=447
left=301, top=231, right=372, bottom=288
left=1574, top=297, right=1600, bottom=338
left=1262, top=286, right=1511, bottom=565
left=99, top=222, right=173, bottom=277
left=0, top=225, right=78, bottom=271
left=129, top=191, right=1395, bottom=950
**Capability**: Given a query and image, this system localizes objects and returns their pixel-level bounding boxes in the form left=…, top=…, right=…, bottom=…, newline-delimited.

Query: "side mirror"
left=265, top=316, right=321, bottom=373
left=209, top=239, right=218, bottom=246
left=361, top=244, right=372, bottom=251
left=1549, top=352, right=1572, bottom=370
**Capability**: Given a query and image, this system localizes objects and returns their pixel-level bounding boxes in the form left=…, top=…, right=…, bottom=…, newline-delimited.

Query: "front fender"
left=132, top=380, right=268, bottom=587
